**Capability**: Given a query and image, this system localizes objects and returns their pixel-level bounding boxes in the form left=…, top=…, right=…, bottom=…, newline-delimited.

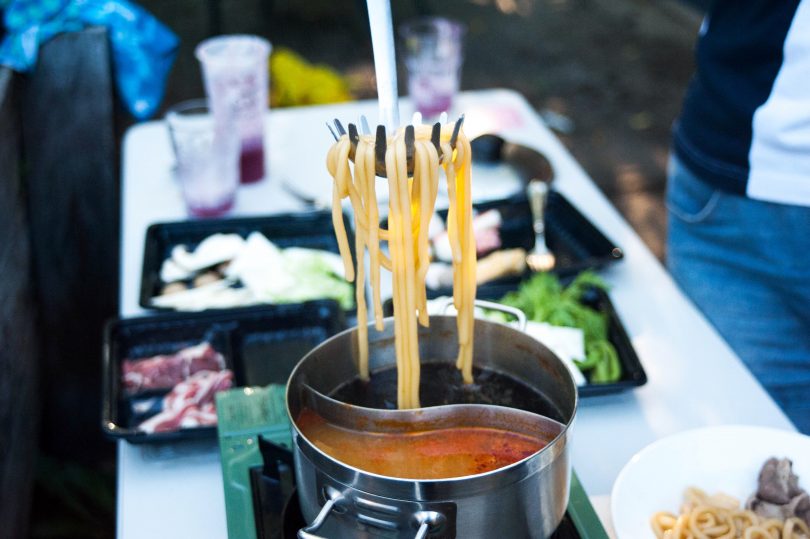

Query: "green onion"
left=498, top=270, right=622, bottom=384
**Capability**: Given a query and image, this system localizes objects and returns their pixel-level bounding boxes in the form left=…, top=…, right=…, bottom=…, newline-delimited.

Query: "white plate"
left=610, top=425, right=810, bottom=539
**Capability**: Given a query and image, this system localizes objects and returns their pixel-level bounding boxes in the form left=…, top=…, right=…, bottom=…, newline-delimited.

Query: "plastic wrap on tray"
left=139, top=210, right=357, bottom=313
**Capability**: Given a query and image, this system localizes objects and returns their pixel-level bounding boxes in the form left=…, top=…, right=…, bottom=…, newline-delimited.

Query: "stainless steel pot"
left=286, top=315, right=578, bottom=539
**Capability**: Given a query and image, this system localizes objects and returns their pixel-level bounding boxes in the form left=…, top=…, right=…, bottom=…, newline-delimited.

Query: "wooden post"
left=20, top=27, right=119, bottom=462
left=0, top=67, right=39, bottom=539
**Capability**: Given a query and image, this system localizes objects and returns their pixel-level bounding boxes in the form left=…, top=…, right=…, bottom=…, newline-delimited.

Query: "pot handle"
left=297, top=490, right=342, bottom=539
left=413, top=510, right=445, bottom=539
left=298, top=498, right=446, bottom=539
left=437, top=297, right=528, bottom=331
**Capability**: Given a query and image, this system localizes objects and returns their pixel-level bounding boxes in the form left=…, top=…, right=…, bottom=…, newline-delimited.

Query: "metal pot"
left=286, top=315, right=578, bottom=539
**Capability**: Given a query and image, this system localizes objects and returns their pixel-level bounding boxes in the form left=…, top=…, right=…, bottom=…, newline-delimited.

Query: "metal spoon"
left=526, top=179, right=556, bottom=272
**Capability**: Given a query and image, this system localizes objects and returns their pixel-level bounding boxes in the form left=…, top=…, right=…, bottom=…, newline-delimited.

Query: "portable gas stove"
left=216, top=386, right=609, bottom=539
left=248, top=438, right=609, bottom=539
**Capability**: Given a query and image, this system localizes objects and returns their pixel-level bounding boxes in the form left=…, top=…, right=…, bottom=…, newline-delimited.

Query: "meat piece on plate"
left=746, top=457, right=810, bottom=526
left=757, top=457, right=802, bottom=504
left=121, top=342, right=225, bottom=394
left=137, top=369, right=233, bottom=433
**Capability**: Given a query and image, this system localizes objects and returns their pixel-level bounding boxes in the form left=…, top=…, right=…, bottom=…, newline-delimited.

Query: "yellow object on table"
left=270, top=48, right=353, bottom=107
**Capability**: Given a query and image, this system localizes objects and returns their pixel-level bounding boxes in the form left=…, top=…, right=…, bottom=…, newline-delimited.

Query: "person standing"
left=667, top=0, right=810, bottom=433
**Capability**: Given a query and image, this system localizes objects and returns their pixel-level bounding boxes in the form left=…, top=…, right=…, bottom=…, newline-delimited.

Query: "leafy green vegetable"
left=586, top=340, right=621, bottom=383
left=271, top=273, right=354, bottom=309
left=497, top=270, right=621, bottom=384
left=274, top=248, right=354, bottom=309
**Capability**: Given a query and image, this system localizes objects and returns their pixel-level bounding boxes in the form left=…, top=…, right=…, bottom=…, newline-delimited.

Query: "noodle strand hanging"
left=327, top=123, right=475, bottom=409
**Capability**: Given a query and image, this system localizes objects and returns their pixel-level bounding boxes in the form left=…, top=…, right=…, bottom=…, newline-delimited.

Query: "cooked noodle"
left=651, top=487, right=810, bottom=539
left=327, top=123, right=476, bottom=409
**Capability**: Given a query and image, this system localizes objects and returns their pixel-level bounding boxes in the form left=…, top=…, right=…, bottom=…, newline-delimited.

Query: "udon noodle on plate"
left=651, top=487, right=810, bottom=538
left=327, top=124, right=475, bottom=409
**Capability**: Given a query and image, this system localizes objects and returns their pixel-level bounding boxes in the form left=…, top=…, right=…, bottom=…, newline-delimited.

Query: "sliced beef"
left=122, top=341, right=225, bottom=393
left=138, top=369, right=233, bottom=433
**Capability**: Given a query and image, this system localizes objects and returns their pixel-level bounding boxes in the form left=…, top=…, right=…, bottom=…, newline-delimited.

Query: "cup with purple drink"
left=399, top=17, right=466, bottom=120
left=166, top=99, right=239, bottom=218
left=196, top=35, right=271, bottom=184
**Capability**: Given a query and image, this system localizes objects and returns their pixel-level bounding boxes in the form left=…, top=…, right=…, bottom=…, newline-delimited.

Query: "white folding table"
left=117, top=89, right=795, bottom=538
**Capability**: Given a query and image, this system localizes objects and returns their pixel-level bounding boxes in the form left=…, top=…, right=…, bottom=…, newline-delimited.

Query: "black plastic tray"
left=383, top=284, right=645, bottom=397
left=582, top=288, right=646, bottom=396
left=427, top=190, right=623, bottom=299
left=139, top=210, right=355, bottom=312
left=475, top=283, right=646, bottom=397
left=545, top=190, right=624, bottom=275
left=102, top=301, right=346, bottom=444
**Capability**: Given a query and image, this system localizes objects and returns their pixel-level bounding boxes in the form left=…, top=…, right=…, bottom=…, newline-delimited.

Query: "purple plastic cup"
left=196, top=35, right=271, bottom=184
left=166, top=99, right=239, bottom=218
left=399, top=17, right=466, bottom=120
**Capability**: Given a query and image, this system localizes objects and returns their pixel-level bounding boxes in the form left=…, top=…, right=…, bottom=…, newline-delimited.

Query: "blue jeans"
left=666, top=155, right=810, bottom=434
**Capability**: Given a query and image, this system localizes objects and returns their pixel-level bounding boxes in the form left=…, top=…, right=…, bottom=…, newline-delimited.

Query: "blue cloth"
left=0, top=0, right=179, bottom=119
left=666, top=154, right=810, bottom=433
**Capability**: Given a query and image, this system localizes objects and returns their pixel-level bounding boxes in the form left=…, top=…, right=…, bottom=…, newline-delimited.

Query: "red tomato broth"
left=296, top=408, right=548, bottom=480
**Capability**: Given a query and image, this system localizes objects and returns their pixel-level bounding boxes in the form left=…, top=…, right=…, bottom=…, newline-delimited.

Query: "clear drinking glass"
left=399, top=17, right=466, bottom=120
left=166, top=99, right=239, bottom=218
left=196, top=35, right=271, bottom=184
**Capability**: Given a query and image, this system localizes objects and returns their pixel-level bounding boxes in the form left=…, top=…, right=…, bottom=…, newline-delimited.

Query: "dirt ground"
left=148, top=0, right=703, bottom=261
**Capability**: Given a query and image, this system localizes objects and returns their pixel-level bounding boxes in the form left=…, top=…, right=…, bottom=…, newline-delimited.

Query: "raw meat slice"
left=137, top=369, right=233, bottom=433
left=122, top=342, right=225, bottom=394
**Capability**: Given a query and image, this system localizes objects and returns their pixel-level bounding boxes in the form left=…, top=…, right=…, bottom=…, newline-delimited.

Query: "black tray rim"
left=576, top=286, right=647, bottom=397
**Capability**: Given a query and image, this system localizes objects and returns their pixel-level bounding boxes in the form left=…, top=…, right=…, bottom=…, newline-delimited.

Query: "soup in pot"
left=329, top=362, right=566, bottom=423
left=296, top=408, right=548, bottom=480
